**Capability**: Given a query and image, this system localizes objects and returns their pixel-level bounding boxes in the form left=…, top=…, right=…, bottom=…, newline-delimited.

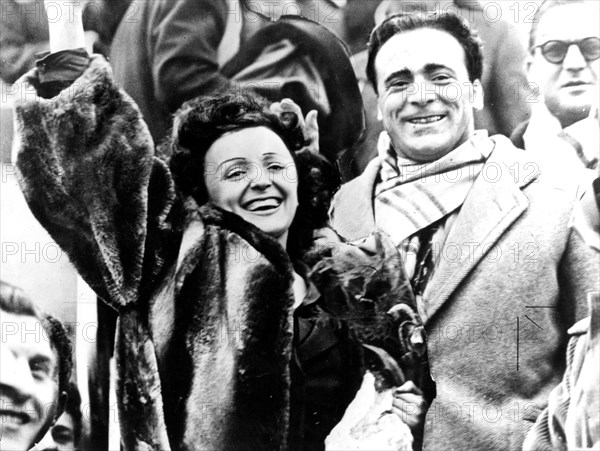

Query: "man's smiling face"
left=1, top=312, right=60, bottom=450
left=375, top=28, right=483, bottom=162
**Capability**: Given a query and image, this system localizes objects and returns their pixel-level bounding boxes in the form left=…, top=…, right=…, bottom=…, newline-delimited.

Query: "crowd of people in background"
left=1, top=0, right=598, bottom=450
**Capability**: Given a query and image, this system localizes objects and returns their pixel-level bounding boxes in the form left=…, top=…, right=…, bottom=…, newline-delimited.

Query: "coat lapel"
left=421, top=137, right=540, bottom=324
left=331, top=158, right=381, bottom=240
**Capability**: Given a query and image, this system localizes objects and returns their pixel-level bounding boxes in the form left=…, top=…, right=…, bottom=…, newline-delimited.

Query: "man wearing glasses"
left=511, top=0, right=599, bottom=170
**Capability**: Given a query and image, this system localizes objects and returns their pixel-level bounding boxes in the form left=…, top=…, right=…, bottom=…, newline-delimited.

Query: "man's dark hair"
left=168, top=91, right=339, bottom=263
left=0, top=281, right=73, bottom=397
left=63, top=381, right=83, bottom=445
left=528, top=0, right=589, bottom=50
left=366, top=12, right=483, bottom=94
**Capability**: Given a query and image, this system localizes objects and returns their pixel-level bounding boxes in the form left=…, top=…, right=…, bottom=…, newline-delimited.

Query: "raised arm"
left=15, top=1, right=178, bottom=311
left=44, top=0, right=86, bottom=51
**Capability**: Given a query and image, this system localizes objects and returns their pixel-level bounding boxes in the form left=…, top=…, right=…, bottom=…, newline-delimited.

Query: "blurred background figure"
left=340, top=0, right=531, bottom=180
left=32, top=381, right=83, bottom=451
left=109, top=0, right=348, bottom=145
left=511, top=0, right=599, bottom=170
left=0, top=0, right=130, bottom=84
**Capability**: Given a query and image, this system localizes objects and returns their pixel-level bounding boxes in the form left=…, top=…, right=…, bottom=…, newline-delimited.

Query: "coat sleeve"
left=150, top=0, right=233, bottom=113
left=558, top=224, right=600, bottom=327
left=15, top=55, right=178, bottom=311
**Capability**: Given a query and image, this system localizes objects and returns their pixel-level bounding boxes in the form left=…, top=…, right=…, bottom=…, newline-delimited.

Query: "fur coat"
left=15, top=55, right=420, bottom=450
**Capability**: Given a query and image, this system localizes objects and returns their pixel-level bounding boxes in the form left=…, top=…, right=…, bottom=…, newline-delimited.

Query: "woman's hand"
left=391, top=381, right=428, bottom=445
left=43, top=0, right=87, bottom=52
left=270, top=98, right=319, bottom=154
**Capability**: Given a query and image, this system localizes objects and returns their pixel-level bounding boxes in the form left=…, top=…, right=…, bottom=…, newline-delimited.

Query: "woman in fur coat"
left=15, top=2, right=427, bottom=450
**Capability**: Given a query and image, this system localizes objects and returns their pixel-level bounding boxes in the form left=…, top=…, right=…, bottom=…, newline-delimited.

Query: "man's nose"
left=563, top=44, right=587, bottom=71
left=406, top=80, right=436, bottom=105
left=0, top=352, right=35, bottom=402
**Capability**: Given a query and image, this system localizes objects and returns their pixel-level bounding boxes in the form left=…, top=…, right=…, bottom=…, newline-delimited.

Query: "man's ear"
left=55, top=390, right=68, bottom=421
left=525, top=53, right=533, bottom=74
left=472, top=80, right=484, bottom=111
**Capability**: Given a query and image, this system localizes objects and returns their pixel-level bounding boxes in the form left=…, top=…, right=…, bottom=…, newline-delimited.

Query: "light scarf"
left=374, top=130, right=493, bottom=251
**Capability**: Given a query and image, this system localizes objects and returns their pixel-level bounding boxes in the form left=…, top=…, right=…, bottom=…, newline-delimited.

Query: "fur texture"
left=14, top=55, right=416, bottom=450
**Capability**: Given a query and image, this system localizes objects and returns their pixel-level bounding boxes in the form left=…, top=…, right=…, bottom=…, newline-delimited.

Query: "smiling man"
left=330, top=12, right=600, bottom=451
left=511, top=0, right=599, bottom=169
left=0, top=281, right=72, bottom=451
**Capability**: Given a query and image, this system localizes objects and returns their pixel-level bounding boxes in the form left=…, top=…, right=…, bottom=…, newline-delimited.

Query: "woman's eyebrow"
left=217, top=157, right=246, bottom=170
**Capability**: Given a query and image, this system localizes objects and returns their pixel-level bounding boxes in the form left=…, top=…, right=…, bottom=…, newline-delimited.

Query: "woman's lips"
left=243, top=197, right=282, bottom=212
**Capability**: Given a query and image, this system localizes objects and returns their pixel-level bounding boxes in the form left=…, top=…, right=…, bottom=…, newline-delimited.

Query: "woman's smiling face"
left=203, top=126, right=299, bottom=246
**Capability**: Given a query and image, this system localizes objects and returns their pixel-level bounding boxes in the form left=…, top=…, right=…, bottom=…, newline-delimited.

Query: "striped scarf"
left=374, top=130, right=493, bottom=249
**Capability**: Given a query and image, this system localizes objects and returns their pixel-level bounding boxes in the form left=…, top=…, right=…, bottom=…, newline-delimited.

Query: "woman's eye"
left=267, top=163, right=284, bottom=171
left=225, top=167, right=246, bottom=180
left=432, top=74, right=452, bottom=83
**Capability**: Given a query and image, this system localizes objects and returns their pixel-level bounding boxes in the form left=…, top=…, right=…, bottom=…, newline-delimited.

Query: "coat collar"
left=330, top=156, right=381, bottom=241
left=331, top=135, right=541, bottom=324
left=421, top=136, right=539, bottom=323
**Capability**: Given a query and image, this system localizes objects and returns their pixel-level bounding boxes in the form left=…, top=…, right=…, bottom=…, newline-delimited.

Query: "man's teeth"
left=409, top=115, right=444, bottom=124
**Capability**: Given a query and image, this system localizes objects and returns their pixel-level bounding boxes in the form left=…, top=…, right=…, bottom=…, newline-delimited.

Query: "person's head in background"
left=32, top=381, right=82, bottom=451
left=0, top=281, right=72, bottom=451
left=527, top=0, right=600, bottom=128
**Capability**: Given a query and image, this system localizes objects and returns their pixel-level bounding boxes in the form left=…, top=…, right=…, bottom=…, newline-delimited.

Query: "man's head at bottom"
left=0, top=281, right=73, bottom=450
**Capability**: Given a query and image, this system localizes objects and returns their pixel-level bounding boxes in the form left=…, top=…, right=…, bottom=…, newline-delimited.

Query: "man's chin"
left=553, top=102, right=593, bottom=128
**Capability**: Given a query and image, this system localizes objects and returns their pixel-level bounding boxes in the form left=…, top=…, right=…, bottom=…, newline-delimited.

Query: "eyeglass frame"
left=531, top=37, right=600, bottom=64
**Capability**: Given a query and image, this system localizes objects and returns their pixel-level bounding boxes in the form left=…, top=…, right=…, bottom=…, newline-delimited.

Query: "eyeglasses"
left=533, top=37, right=600, bottom=64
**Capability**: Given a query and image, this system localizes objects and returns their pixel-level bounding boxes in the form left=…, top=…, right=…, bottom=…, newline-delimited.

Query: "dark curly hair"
left=0, top=281, right=73, bottom=400
left=168, top=91, right=340, bottom=262
left=366, top=12, right=483, bottom=94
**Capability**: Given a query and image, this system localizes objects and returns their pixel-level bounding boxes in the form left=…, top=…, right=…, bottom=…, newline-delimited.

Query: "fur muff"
left=15, top=55, right=179, bottom=311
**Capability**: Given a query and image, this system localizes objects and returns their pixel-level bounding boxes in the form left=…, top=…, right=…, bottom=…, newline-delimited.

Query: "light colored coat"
left=330, top=135, right=600, bottom=450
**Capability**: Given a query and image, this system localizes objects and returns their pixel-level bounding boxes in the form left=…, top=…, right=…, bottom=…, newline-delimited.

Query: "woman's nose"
left=248, top=165, right=273, bottom=189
